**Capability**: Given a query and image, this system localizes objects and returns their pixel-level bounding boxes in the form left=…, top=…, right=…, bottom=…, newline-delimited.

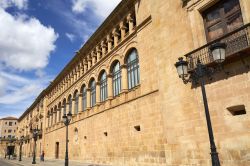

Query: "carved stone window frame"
left=186, top=0, right=249, bottom=48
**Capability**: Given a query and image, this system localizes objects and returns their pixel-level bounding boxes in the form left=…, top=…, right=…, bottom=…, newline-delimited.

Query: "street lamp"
left=19, top=136, right=24, bottom=161
left=62, top=112, right=72, bottom=166
left=31, top=128, right=40, bottom=164
left=175, top=42, right=226, bottom=166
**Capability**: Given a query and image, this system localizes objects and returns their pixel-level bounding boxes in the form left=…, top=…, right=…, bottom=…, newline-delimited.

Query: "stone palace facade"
left=17, top=0, right=250, bottom=165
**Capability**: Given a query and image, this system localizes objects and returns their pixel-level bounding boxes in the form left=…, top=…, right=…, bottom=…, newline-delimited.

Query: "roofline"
left=0, top=117, right=18, bottom=120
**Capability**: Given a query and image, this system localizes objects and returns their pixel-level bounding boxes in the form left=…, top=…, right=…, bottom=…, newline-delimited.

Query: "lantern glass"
left=177, top=64, right=188, bottom=77
left=67, top=112, right=72, bottom=121
left=210, top=43, right=226, bottom=63
left=212, top=48, right=225, bottom=63
left=175, top=57, right=188, bottom=78
left=62, top=114, right=67, bottom=123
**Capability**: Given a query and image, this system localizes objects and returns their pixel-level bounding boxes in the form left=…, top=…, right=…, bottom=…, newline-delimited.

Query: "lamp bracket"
left=182, top=61, right=223, bottom=84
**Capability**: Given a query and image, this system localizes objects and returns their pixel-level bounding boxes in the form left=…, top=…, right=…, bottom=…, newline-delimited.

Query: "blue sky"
left=0, top=0, right=121, bottom=118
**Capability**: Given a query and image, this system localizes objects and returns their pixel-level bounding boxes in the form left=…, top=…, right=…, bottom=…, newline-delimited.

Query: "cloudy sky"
left=0, top=0, right=121, bottom=118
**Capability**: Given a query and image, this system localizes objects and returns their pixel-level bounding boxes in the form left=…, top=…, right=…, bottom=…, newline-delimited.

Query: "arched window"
left=90, top=80, right=96, bottom=107
left=100, top=71, right=107, bottom=102
left=127, top=49, right=140, bottom=89
left=68, top=95, right=72, bottom=113
left=82, top=86, right=87, bottom=111
left=63, top=99, right=66, bottom=115
left=112, top=61, right=121, bottom=96
left=74, top=91, right=79, bottom=114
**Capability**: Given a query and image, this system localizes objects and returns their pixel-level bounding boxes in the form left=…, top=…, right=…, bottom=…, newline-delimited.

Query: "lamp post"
left=31, top=128, right=39, bottom=164
left=62, top=112, right=72, bottom=166
left=19, top=136, right=24, bottom=161
left=175, top=42, right=226, bottom=166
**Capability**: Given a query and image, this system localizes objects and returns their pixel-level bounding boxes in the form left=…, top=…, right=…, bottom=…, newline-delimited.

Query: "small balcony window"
left=203, top=0, right=243, bottom=41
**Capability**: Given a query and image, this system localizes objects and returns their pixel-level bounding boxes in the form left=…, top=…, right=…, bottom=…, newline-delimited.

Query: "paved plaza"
left=0, top=157, right=109, bottom=166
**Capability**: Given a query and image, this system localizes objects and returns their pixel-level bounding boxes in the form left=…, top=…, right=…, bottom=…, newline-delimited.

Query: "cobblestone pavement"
left=0, top=157, right=110, bottom=166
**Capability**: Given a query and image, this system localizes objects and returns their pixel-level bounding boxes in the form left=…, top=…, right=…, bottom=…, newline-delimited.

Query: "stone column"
left=101, top=41, right=107, bottom=56
left=47, top=116, right=49, bottom=127
left=57, top=108, right=60, bottom=123
left=60, top=106, right=64, bottom=120
left=121, top=65, right=128, bottom=93
left=87, top=55, right=92, bottom=70
left=79, top=62, right=83, bottom=77
left=96, top=82, right=100, bottom=105
left=107, top=35, right=112, bottom=52
left=86, top=88, right=91, bottom=109
left=71, top=72, right=74, bottom=84
left=96, top=46, right=102, bottom=62
left=112, top=29, right=119, bottom=47
left=65, top=79, right=68, bottom=89
left=92, top=51, right=96, bottom=65
left=66, top=102, right=69, bottom=114
left=74, top=71, right=77, bottom=82
left=84, top=59, right=88, bottom=73
left=50, top=114, right=53, bottom=126
left=54, top=110, right=57, bottom=124
left=66, top=76, right=69, bottom=88
left=72, top=99, right=75, bottom=115
left=79, top=93, right=83, bottom=112
left=77, top=66, right=80, bottom=79
left=119, top=21, right=126, bottom=40
left=127, top=13, right=134, bottom=34
left=107, top=74, right=113, bottom=100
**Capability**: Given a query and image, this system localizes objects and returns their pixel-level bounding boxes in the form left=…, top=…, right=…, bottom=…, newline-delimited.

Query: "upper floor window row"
left=203, top=0, right=243, bottom=41
left=47, top=12, right=137, bottom=101
left=48, top=48, right=140, bottom=114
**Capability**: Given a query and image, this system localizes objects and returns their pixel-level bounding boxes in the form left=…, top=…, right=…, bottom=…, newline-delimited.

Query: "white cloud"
left=0, top=71, right=52, bottom=118
left=71, top=0, right=86, bottom=14
left=0, top=76, right=7, bottom=96
left=0, top=0, right=28, bottom=10
left=66, top=33, right=76, bottom=42
left=0, top=8, right=58, bottom=71
left=35, top=69, right=46, bottom=78
left=0, top=71, right=52, bottom=105
left=0, top=5, right=57, bottom=118
left=71, top=0, right=121, bottom=18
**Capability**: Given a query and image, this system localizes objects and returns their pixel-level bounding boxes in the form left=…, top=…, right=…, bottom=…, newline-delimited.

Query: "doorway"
left=55, top=142, right=59, bottom=159
left=7, top=146, right=15, bottom=156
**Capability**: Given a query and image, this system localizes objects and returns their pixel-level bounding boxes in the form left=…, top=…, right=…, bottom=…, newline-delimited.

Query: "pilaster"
left=107, top=74, right=113, bottom=100
left=121, top=64, right=128, bottom=93
left=96, top=82, right=101, bottom=105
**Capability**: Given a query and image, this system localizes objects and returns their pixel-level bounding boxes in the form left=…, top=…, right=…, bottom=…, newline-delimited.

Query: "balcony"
left=185, top=23, right=250, bottom=71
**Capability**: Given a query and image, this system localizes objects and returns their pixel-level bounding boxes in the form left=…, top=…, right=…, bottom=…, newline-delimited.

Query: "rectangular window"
left=8, top=129, right=12, bottom=133
left=9, top=122, right=13, bottom=126
left=203, top=0, right=243, bottom=41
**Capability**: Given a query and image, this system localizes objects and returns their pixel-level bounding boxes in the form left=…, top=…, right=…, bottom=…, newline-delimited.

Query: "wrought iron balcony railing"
left=185, top=23, right=250, bottom=71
